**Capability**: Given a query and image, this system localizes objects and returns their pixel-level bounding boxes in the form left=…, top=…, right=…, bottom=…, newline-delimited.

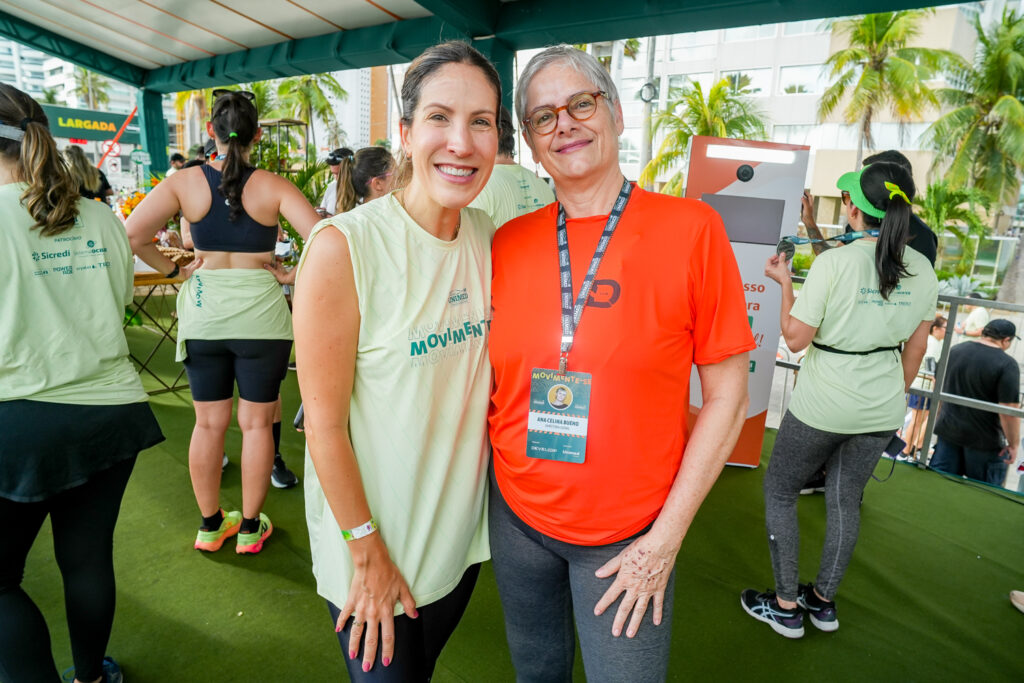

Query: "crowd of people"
left=1, top=38, right=1017, bottom=683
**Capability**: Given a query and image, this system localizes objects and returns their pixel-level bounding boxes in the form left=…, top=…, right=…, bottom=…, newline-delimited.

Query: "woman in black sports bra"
left=127, top=89, right=319, bottom=555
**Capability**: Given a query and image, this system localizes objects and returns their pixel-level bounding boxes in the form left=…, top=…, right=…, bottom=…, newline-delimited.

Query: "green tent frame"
left=0, top=1, right=957, bottom=172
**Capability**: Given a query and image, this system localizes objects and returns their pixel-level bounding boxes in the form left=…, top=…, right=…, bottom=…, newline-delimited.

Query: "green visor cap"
left=836, top=167, right=886, bottom=219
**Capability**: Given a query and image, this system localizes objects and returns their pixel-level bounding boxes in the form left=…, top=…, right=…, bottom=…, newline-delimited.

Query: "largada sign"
left=40, top=104, right=140, bottom=145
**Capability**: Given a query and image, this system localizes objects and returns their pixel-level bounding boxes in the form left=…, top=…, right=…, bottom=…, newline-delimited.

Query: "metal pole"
left=916, top=301, right=959, bottom=466
left=639, top=36, right=656, bottom=188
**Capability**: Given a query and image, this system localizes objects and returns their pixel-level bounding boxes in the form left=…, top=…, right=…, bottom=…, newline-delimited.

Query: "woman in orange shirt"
left=488, top=45, right=754, bottom=681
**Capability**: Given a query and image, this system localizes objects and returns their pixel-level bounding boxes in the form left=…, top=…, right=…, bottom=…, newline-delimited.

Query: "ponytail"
left=334, top=149, right=357, bottom=213
left=874, top=198, right=912, bottom=300
left=0, top=84, right=79, bottom=236
left=210, top=92, right=258, bottom=221
left=848, top=161, right=917, bottom=300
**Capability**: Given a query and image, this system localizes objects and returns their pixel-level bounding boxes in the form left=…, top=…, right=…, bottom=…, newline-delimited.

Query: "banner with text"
left=40, top=104, right=140, bottom=144
left=685, top=136, right=810, bottom=468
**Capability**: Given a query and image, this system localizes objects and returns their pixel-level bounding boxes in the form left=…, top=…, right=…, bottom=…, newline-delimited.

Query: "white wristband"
left=341, top=517, right=378, bottom=541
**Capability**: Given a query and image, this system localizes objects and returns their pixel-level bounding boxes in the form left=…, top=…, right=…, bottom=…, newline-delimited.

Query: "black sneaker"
left=797, top=583, right=839, bottom=632
left=740, top=589, right=804, bottom=638
left=800, top=468, right=826, bottom=495
left=271, top=453, right=298, bottom=489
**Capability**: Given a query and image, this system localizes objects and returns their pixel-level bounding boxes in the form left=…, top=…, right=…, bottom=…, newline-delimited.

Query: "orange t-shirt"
left=488, top=186, right=755, bottom=545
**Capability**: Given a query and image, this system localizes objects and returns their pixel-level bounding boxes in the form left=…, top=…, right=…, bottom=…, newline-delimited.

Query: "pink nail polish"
left=335, top=623, right=341, bottom=633
left=411, top=608, right=419, bottom=618
left=383, top=657, right=391, bottom=667
left=349, top=650, right=356, bottom=659
left=362, top=662, right=371, bottom=673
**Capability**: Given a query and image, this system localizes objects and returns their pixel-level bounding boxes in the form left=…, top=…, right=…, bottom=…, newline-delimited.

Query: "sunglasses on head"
left=212, top=89, right=256, bottom=102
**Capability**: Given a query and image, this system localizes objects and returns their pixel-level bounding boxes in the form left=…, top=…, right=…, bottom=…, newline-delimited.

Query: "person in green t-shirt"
left=0, top=83, right=164, bottom=683
left=741, top=161, right=938, bottom=639
left=126, top=90, right=320, bottom=556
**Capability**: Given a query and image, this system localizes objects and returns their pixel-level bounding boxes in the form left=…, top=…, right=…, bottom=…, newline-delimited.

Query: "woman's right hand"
left=336, top=535, right=418, bottom=672
left=764, top=253, right=792, bottom=285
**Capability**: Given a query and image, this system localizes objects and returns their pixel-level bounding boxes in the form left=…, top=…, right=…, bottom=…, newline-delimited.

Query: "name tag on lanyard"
left=524, top=178, right=632, bottom=464
left=527, top=368, right=592, bottom=463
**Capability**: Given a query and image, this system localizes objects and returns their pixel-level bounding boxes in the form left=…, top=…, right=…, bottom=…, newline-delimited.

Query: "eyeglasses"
left=212, top=89, right=255, bottom=102
left=523, top=91, right=607, bottom=135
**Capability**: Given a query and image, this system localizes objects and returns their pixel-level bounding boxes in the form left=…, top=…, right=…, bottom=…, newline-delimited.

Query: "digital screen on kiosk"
left=700, top=193, right=785, bottom=246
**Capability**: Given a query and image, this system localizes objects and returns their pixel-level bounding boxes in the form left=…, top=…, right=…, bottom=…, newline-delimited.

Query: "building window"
left=669, top=30, right=717, bottom=62
left=721, top=68, right=772, bottom=96
left=778, top=65, right=825, bottom=95
left=782, top=19, right=825, bottom=36
left=667, top=72, right=715, bottom=96
left=618, top=129, right=641, bottom=166
left=723, top=24, right=777, bottom=42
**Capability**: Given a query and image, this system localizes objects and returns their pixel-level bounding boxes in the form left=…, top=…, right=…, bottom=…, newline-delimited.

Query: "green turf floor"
left=21, top=348, right=1024, bottom=681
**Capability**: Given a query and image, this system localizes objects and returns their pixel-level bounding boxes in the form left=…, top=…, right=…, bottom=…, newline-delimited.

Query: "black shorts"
left=183, top=339, right=292, bottom=403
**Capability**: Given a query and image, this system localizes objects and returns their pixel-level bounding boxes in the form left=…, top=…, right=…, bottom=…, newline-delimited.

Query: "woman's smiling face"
left=521, top=62, right=623, bottom=185
left=400, top=62, right=499, bottom=210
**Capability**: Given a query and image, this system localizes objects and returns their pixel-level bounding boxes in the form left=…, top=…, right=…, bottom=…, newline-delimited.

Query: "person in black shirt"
left=801, top=150, right=937, bottom=265
left=932, top=318, right=1020, bottom=486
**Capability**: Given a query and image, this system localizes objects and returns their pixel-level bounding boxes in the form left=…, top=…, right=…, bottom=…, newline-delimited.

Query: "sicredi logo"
left=32, top=249, right=70, bottom=261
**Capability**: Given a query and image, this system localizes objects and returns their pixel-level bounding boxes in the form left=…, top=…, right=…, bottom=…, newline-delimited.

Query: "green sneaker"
left=236, top=512, right=273, bottom=554
left=194, top=509, right=241, bottom=552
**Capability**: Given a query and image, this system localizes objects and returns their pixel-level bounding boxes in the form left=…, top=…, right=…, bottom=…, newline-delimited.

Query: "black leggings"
left=328, top=564, right=480, bottom=682
left=183, top=338, right=292, bottom=402
left=0, top=456, right=136, bottom=683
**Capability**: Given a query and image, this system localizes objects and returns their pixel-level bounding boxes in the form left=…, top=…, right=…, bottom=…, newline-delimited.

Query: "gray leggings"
left=489, top=476, right=675, bottom=683
left=765, top=411, right=891, bottom=602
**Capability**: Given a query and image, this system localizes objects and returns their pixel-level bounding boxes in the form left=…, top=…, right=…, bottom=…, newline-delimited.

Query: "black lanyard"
left=556, top=178, right=632, bottom=374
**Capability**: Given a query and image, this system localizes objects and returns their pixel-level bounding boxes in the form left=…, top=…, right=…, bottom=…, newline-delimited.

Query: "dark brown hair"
left=856, top=161, right=917, bottom=300
left=210, top=91, right=259, bottom=220
left=0, top=83, right=80, bottom=236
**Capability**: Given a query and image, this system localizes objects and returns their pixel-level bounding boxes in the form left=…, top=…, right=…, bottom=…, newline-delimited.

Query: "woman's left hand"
left=172, top=257, right=203, bottom=281
left=593, top=530, right=679, bottom=638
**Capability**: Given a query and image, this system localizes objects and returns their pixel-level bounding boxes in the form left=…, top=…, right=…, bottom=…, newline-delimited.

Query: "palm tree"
left=40, top=87, right=62, bottom=105
left=914, top=179, right=991, bottom=276
left=924, top=9, right=1024, bottom=216
left=818, top=10, right=964, bottom=168
left=246, top=80, right=280, bottom=119
left=73, top=67, right=110, bottom=110
left=638, top=77, right=769, bottom=193
left=277, top=73, right=347, bottom=159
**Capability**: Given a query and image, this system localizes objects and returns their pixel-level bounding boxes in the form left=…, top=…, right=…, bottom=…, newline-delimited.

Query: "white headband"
left=0, top=123, right=25, bottom=141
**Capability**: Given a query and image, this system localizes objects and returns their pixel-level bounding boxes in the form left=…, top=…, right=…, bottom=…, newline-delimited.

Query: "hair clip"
left=884, top=181, right=909, bottom=204
left=228, top=132, right=238, bottom=138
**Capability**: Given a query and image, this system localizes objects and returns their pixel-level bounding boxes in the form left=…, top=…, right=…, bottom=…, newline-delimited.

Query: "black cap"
left=982, top=319, right=1019, bottom=340
left=326, top=148, right=353, bottom=166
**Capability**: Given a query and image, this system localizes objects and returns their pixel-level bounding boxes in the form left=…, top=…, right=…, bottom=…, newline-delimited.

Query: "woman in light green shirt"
left=294, top=41, right=499, bottom=680
left=741, top=161, right=937, bottom=638
left=0, top=83, right=164, bottom=683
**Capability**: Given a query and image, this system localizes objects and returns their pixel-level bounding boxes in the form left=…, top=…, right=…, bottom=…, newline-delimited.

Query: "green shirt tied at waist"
left=0, top=183, right=146, bottom=405
left=175, top=268, right=292, bottom=361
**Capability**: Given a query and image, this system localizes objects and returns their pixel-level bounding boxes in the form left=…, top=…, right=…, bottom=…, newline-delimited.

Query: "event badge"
left=526, top=368, right=591, bottom=464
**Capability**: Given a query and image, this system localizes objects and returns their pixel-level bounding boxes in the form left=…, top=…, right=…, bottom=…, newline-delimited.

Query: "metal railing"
left=774, top=287, right=1024, bottom=471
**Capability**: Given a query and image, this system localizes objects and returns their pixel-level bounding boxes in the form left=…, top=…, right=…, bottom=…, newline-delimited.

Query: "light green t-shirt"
left=174, top=268, right=292, bottom=361
left=789, top=240, right=938, bottom=433
left=297, top=193, right=492, bottom=613
left=0, top=184, right=147, bottom=405
left=468, top=162, right=555, bottom=229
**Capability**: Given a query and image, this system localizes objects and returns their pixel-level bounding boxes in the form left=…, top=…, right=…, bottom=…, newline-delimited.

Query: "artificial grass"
left=21, top=334, right=1023, bottom=681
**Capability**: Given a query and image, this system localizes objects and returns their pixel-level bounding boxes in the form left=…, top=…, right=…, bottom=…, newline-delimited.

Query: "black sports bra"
left=189, top=164, right=277, bottom=252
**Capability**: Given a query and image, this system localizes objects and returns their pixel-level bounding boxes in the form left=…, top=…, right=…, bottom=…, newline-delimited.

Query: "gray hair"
left=514, top=45, right=620, bottom=128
